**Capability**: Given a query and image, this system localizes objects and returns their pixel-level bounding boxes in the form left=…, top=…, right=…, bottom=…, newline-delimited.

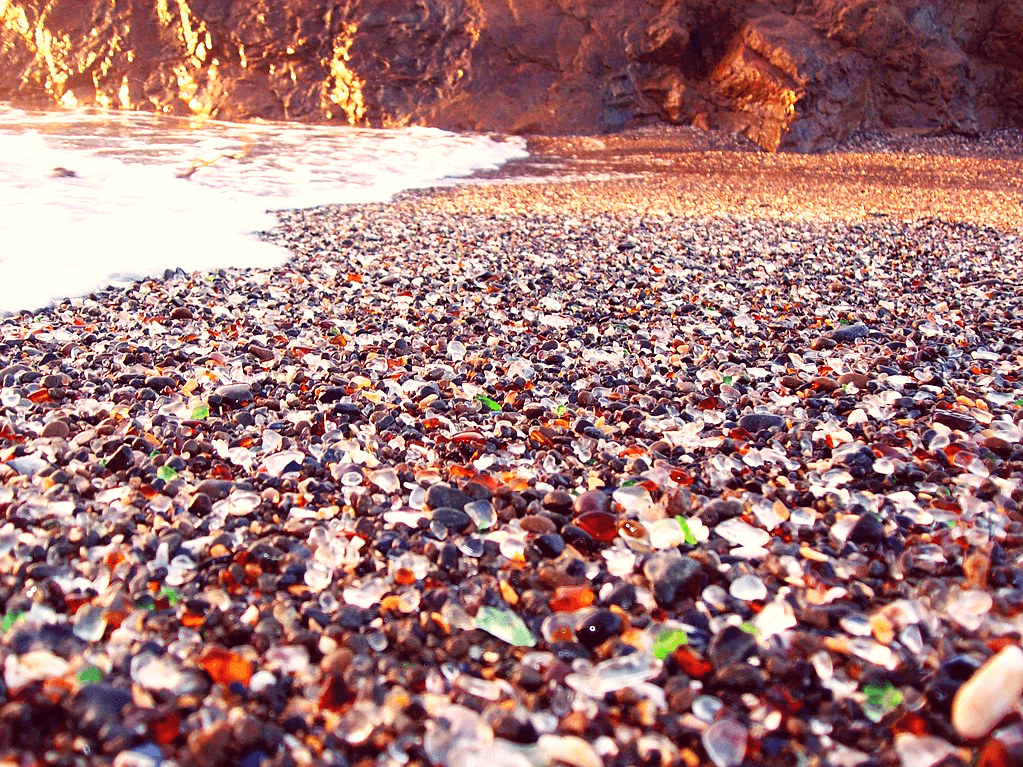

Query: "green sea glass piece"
left=475, top=606, right=537, bottom=647
left=475, top=394, right=502, bottom=412
left=652, top=628, right=688, bottom=659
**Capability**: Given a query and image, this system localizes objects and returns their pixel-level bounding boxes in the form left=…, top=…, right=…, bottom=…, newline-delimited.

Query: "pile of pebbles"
left=1, top=150, right=1023, bottom=767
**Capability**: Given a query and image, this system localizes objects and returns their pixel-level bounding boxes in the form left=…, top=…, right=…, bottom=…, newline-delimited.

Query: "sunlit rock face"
left=1, top=0, right=1020, bottom=150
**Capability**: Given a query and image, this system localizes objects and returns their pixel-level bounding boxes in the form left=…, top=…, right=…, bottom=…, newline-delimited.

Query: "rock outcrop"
left=1, top=0, right=1020, bottom=150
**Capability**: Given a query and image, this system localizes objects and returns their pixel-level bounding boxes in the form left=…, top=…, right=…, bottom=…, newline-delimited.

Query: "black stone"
left=575, top=609, right=622, bottom=649
left=932, top=410, right=977, bottom=432
left=104, top=443, right=134, bottom=473
left=318, top=386, right=348, bottom=404
left=426, top=483, right=474, bottom=511
left=714, top=662, right=769, bottom=690
left=144, top=376, right=177, bottom=391
left=534, top=533, right=566, bottom=558
left=830, top=323, right=870, bottom=342
left=606, top=582, right=637, bottom=611
left=73, top=684, right=133, bottom=735
left=834, top=445, right=877, bottom=470
left=561, top=524, right=596, bottom=553
left=738, top=413, right=786, bottom=432
left=847, top=513, right=884, bottom=546
left=643, top=554, right=704, bottom=608
left=216, top=383, right=254, bottom=405
left=193, top=479, right=235, bottom=500
left=431, top=507, right=473, bottom=533
left=708, top=624, right=758, bottom=668
left=696, top=499, right=743, bottom=526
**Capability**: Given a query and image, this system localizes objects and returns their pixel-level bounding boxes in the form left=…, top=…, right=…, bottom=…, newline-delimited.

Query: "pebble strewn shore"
left=2, top=133, right=1023, bottom=767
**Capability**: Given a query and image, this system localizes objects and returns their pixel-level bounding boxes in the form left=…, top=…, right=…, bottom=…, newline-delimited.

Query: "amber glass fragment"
left=575, top=511, right=619, bottom=543
left=550, top=585, right=595, bottom=612
left=200, top=646, right=253, bottom=686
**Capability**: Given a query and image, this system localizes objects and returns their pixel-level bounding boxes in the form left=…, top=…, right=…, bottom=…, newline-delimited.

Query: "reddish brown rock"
left=0, top=0, right=1020, bottom=150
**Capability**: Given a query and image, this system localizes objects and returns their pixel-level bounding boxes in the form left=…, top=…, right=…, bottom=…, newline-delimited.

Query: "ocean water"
left=0, top=104, right=528, bottom=315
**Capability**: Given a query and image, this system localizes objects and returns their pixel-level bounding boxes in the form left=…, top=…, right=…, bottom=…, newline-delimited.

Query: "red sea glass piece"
left=574, top=511, right=619, bottom=543
left=550, top=585, right=595, bottom=612
left=200, top=646, right=253, bottom=686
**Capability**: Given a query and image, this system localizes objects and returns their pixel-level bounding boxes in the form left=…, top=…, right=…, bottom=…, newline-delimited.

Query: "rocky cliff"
left=1, top=0, right=1021, bottom=150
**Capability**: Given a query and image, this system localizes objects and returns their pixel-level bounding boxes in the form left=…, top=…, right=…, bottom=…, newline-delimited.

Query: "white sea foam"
left=0, top=104, right=527, bottom=314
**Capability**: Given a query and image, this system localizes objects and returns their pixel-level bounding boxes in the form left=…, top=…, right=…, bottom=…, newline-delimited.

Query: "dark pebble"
left=707, top=624, right=758, bottom=668
left=561, top=524, right=596, bottom=553
left=318, top=386, right=348, bottom=404
left=830, top=323, right=869, bottom=342
left=643, top=554, right=704, bottom=608
left=932, top=410, right=977, bottom=432
left=834, top=445, right=876, bottom=470
left=431, top=507, right=473, bottom=533
left=737, top=413, right=786, bottom=432
left=104, top=444, right=134, bottom=473
left=695, top=499, right=743, bottom=526
left=246, top=343, right=275, bottom=361
left=542, top=489, right=574, bottom=514
left=925, top=654, right=982, bottom=714
left=215, top=383, right=254, bottom=406
left=144, top=376, right=177, bottom=392
left=551, top=640, right=591, bottom=662
left=194, top=480, right=235, bottom=500
left=426, top=483, right=474, bottom=511
left=714, top=662, right=768, bottom=690
left=573, top=489, right=612, bottom=516
left=606, top=582, right=637, bottom=611
left=534, top=533, right=566, bottom=558
left=847, top=512, right=884, bottom=546
left=575, top=609, right=622, bottom=649
left=72, top=684, right=133, bottom=735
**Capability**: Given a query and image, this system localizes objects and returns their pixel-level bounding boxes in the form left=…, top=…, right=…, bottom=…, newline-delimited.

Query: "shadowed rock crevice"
left=0, top=0, right=1020, bottom=150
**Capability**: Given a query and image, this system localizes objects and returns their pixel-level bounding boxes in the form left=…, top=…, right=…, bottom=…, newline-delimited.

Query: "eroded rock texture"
left=1, top=0, right=1020, bottom=150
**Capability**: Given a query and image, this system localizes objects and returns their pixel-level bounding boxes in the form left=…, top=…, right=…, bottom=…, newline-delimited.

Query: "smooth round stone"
left=847, top=513, right=884, bottom=546
left=543, top=489, right=574, bottom=514
left=216, top=383, right=254, bottom=404
left=73, top=683, right=133, bottom=734
left=573, top=489, right=611, bottom=516
left=829, top=322, right=869, bottom=342
left=40, top=419, right=70, bottom=438
left=575, top=609, right=622, bottom=649
left=431, top=507, right=473, bottom=533
left=737, top=413, right=785, bottom=432
left=708, top=624, right=758, bottom=668
left=952, top=644, right=1023, bottom=739
left=534, top=533, right=566, bottom=559
left=644, top=553, right=704, bottom=607
left=425, top=482, right=474, bottom=511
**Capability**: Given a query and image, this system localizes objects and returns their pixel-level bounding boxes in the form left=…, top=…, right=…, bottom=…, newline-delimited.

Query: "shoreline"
left=1, top=133, right=1023, bottom=764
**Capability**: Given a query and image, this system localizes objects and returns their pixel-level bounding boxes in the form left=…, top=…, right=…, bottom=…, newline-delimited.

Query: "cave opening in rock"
left=681, top=12, right=738, bottom=78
